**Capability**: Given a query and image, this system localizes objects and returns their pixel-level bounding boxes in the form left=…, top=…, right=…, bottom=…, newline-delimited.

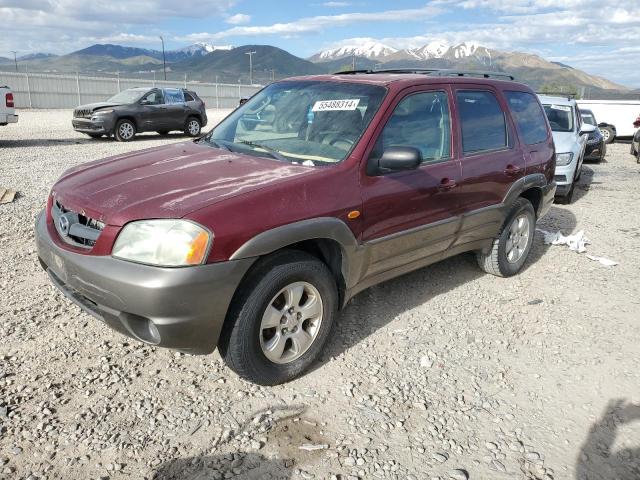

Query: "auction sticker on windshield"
left=550, top=104, right=571, bottom=112
left=312, top=99, right=360, bottom=112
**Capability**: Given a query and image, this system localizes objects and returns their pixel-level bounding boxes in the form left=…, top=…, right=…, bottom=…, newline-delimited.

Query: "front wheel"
left=218, top=251, right=337, bottom=385
left=477, top=198, right=535, bottom=277
left=114, top=119, right=136, bottom=142
left=184, top=117, right=202, bottom=137
left=599, top=126, right=614, bottom=144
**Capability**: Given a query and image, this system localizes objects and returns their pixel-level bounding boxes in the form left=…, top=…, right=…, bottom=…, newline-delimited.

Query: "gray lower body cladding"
left=35, top=212, right=255, bottom=354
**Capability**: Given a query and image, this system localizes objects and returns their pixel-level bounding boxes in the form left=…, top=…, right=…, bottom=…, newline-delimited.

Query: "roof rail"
left=536, top=91, right=576, bottom=100
left=331, top=68, right=515, bottom=80
left=332, top=69, right=374, bottom=75
left=429, top=70, right=515, bottom=80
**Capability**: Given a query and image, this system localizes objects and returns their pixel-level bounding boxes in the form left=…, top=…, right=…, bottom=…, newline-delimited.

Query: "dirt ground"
left=1, top=111, right=639, bottom=480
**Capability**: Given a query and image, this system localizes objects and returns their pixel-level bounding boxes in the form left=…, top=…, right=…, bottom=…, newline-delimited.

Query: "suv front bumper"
left=35, top=211, right=255, bottom=354
left=72, top=117, right=116, bottom=135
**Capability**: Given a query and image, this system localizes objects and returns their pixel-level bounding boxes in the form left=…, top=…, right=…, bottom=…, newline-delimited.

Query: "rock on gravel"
left=1, top=111, right=640, bottom=479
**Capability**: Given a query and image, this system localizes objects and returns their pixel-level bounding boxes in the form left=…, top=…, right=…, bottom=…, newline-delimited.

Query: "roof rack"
left=332, top=68, right=515, bottom=81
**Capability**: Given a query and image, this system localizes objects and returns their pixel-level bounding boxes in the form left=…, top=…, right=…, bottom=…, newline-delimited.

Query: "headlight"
left=112, top=220, right=212, bottom=266
left=556, top=152, right=573, bottom=166
left=93, top=109, right=114, bottom=115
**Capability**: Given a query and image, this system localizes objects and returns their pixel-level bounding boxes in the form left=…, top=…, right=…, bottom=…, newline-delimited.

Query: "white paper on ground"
left=585, top=255, right=618, bottom=267
left=537, top=229, right=589, bottom=253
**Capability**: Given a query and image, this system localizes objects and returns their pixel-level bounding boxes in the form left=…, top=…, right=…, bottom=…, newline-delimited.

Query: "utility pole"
left=10, top=51, right=18, bottom=72
left=159, top=35, right=167, bottom=81
left=245, top=50, right=256, bottom=85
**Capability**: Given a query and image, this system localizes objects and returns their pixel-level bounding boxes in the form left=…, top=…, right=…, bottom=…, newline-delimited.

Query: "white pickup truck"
left=0, top=86, right=18, bottom=127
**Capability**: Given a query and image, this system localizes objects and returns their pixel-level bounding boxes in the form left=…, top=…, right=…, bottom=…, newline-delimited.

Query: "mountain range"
left=0, top=41, right=636, bottom=97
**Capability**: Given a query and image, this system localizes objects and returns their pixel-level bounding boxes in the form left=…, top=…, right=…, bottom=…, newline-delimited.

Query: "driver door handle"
left=438, top=178, right=457, bottom=191
left=504, top=164, right=522, bottom=176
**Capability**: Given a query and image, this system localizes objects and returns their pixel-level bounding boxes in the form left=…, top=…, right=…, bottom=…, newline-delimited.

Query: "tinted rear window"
left=456, top=90, right=508, bottom=154
left=505, top=91, right=548, bottom=145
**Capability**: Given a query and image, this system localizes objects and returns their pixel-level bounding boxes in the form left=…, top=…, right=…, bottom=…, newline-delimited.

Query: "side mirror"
left=377, top=146, right=421, bottom=174
left=580, top=123, right=596, bottom=135
left=239, top=98, right=248, bottom=106
left=633, top=117, right=640, bottom=128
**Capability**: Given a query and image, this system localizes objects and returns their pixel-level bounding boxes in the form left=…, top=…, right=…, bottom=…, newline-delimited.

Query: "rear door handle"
left=504, top=164, right=522, bottom=176
left=438, top=178, right=457, bottom=191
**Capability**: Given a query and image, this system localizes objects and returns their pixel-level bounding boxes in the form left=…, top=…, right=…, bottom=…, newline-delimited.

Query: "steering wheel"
left=328, top=136, right=355, bottom=149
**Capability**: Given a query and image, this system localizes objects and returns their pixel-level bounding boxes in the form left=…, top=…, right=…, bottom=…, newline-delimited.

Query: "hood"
left=75, top=102, right=123, bottom=113
left=551, top=131, right=579, bottom=155
left=52, top=141, right=315, bottom=226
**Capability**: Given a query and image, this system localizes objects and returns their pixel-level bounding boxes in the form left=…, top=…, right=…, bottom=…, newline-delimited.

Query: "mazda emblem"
left=58, top=215, right=70, bottom=236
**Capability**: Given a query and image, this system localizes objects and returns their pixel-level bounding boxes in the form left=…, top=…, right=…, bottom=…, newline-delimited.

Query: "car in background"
left=580, top=108, right=606, bottom=163
left=539, top=94, right=595, bottom=204
left=631, top=115, right=640, bottom=163
left=0, top=86, right=18, bottom=127
left=577, top=99, right=640, bottom=144
left=72, top=87, right=207, bottom=142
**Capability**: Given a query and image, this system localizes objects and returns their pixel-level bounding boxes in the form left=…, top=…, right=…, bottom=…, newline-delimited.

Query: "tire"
left=557, top=181, right=575, bottom=205
left=184, top=116, right=201, bottom=137
left=86, top=133, right=102, bottom=139
left=218, top=250, right=337, bottom=385
left=477, top=198, right=536, bottom=277
left=631, top=142, right=637, bottom=157
left=114, top=119, right=136, bottom=142
left=599, top=126, right=615, bottom=144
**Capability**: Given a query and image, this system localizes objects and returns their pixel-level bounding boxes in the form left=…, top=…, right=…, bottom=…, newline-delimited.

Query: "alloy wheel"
left=259, top=281, right=323, bottom=364
left=188, top=120, right=200, bottom=136
left=119, top=122, right=134, bottom=140
left=505, top=214, right=530, bottom=263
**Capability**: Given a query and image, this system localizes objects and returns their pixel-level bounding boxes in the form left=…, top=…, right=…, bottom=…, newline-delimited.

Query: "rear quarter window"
left=184, top=92, right=195, bottom=102
left=505, top=91, right=549, bottom=145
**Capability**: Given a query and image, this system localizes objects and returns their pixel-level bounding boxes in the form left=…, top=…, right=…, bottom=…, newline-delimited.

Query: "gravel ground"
left=1, top=110, right=640, bottom=480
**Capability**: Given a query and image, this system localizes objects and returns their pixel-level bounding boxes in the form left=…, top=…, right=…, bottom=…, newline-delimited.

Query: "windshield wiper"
left=237, top=140, right=289, bottom=162
left=201, top=138, right=230, bottom=151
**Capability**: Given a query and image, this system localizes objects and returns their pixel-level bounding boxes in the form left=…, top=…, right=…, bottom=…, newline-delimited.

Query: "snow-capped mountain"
left=311, top=41, right=490, bottom=63
left=309, top=41, right=398, bottom=61
left=175, top=43, right=235, bottom=57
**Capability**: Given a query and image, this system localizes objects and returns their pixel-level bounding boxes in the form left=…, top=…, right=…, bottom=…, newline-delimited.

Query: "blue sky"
left=1, top=1, right=639, bottom=87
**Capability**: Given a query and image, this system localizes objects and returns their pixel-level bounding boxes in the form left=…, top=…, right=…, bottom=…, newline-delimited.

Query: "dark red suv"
left=36, top=70, right=556, bottom=385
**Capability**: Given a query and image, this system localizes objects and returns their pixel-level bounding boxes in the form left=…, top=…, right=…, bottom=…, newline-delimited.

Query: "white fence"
left=0, top=71, right=263, bottom=109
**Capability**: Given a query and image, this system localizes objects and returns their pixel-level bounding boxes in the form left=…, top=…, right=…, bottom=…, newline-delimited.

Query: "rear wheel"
left=184, top=117, right=201, bottom=137
left=599, top=126, right=615, bottom=144
left=477, top=198, right=535, bottom=277
left=114, top=119, right=136, bottom=142
left=219, top=251, right=337, bottom=385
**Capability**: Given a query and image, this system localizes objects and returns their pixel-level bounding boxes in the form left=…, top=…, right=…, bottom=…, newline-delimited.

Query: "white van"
left=576, top=100, right=640, bottom=143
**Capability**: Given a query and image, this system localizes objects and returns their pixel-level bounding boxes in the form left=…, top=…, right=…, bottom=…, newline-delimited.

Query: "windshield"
left=107, top=89, right=146, bottom=104
left=581, top=112, right=596, bottom=126
left=205, top=80, right=387, bottom=165
left=543, top=104, right=574, bottom=132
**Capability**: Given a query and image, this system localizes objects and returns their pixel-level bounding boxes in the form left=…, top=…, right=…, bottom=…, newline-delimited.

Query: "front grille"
left=51, top=200, right=104, bottom=249
left=73, top=108, right=91, bottom=118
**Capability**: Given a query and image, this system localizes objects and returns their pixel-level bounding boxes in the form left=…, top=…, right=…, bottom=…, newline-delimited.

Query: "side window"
left=142, top=90, right=163, bottom=105
left=184, top=92, right=195, bottom=102
left=372, top=91, right=451, bottom=165
left=505, top=91, right=548, bottom=145
left=456, top=90, right=508, bottom=154
left=164, top=88, right=185, bottom=104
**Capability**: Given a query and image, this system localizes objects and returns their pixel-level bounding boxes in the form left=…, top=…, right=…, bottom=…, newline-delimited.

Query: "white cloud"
left=182, top=4, right=443, bottom=41
left=321, top=2, right=352, bottom=6
left=0, top=0, right=237, bottom=54
left=226, top=13, right=251, bottom=24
